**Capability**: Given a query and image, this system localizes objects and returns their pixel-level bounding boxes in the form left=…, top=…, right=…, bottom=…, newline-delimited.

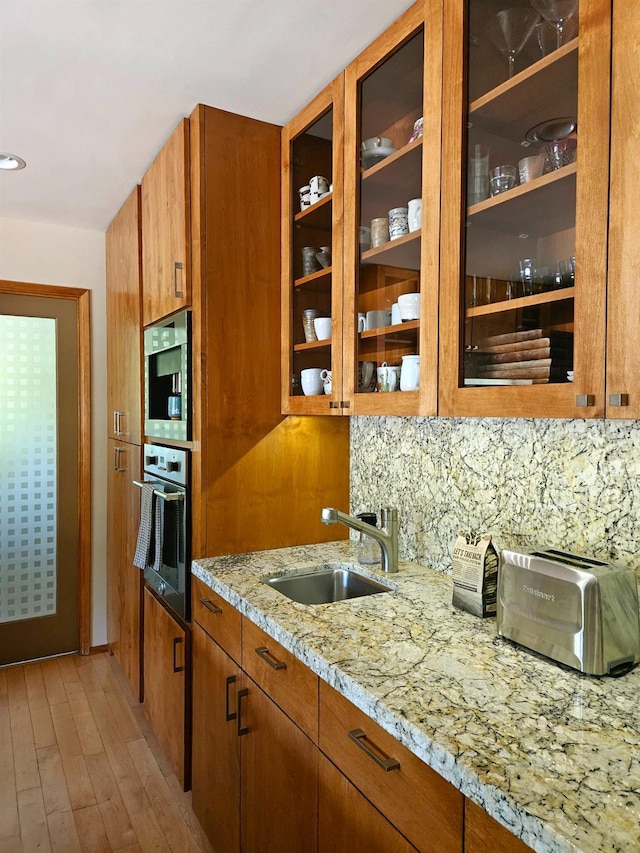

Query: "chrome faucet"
left=321, top=507, right=399, bottom=573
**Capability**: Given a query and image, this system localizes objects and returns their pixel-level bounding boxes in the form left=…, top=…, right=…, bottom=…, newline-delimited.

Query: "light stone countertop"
left=192, top=541, right=640, bottom=853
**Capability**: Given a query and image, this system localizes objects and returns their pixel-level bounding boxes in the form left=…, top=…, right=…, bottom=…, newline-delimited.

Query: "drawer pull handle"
left=225, top=675, right=237, bottom=721
left=348, top=728, right=400, bottom=772
left=200, top=597, right=222, bottom=615
left=172, top=637, right=184, bottom=673
left=237, top=688, right=249, bottom=736
left=255, top=646, right=287, bottom=671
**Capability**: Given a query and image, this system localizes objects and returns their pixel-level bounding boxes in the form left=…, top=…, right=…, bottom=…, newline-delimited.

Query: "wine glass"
left=529, top=0, right=578, bottom=50
left=485, top=8, right=542, bottom=80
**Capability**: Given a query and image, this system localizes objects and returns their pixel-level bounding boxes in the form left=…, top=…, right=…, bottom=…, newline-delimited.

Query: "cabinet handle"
left=237, top=687, right=249, bottom=736
left=173, top=261, right=184, bottom=298
left=609, top=393, right=629, bottom=407
left=255, top=646, right=287, bottom=671
left=113, top=446, right=126, bottom=472
left=172, top=636, right=184, bottom=673
left=200, top=597, right=222, bottom=615
left=225, top=675, right=237, bottom=721
left=113, top=411, right=119, bottom=435
left=347, top=728, right=400, bottom=772
left=576, top=394, right=595, bottom=407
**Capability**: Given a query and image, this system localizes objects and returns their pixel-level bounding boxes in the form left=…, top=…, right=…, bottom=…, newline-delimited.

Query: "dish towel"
left=133, top=483, right=156, bottom=569
left=152, top=494, right=165, bottom=573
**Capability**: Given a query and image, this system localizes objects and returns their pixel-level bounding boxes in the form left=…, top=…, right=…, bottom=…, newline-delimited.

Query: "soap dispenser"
left=357, top=512, right=380, bottom=566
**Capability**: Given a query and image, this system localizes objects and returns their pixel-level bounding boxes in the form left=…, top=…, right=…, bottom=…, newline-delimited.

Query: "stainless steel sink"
left=264, top=566, right=393, bottom=605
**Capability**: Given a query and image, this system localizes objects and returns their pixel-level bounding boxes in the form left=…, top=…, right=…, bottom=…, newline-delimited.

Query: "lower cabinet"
left=464, top=799, right=533, bottom=853
left=143, top=587, right=190, bottom=789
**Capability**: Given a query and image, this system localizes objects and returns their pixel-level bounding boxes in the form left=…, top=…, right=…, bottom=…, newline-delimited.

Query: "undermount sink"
left=264, top=565, right=393, bottom=605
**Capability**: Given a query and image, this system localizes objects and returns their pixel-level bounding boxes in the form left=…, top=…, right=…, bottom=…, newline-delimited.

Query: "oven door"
left=141, top=477, right=188, bottom=621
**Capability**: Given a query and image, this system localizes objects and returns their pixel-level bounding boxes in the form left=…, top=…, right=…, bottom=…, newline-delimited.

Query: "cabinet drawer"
left=242, top=618, right=318, bottom=743
left=319, top=681, right=463, bottom=853
left=191, top=575, right=241, bottom=663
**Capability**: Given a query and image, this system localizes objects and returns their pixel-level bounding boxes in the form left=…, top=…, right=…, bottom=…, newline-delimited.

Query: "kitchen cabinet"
left=464, top=799, right=533, bottom=852
left=281, top=0, right=444, bottom=416
left=319, top=680, right=463, bottom=852
left=191, top=576, right=318, bottom=852
left=143, top=587, right=190, bottom=789
left=318, top=753, right=418, bottom=852
left=141, top=118, right=191, bottom=326
left=105, top=186, right=143, bottom=443
left=106, top=440, right=143, bottom=700
left=439, top=0, right=612, bottom=418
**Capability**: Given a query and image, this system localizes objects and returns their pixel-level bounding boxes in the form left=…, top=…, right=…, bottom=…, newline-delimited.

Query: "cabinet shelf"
left=294, top=268, right=331, bottom=288
left=466, top=286, right=575, bottom=318
left=361, top=230, right=421, bottom=270
left=294, top=339, right=331, bottom=352
left=469, top=39, right=578, bottom=143
left=294, top=194, right=332, bottom=229
left=468, top=163, right=576, bottom=238
left=360, top=320, right=419, bottom=341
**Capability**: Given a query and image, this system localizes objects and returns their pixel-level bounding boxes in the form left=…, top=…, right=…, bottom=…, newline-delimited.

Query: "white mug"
left=300, top=367, right=323, bottom=396
left=400, top=355, right=420, bottom=391
left=365, top=309, right=392, bottom=331
left=391, top=303, right=401, bottom=325
left=377, top=362, right=400, bottom=392
left=357, top=313, right=366, bottom=333
left=408, top=198, right=422, bottom=232
left=309, top=174, right=329, bottom=203
left=313, top=316, right=332, bottom=340
left=320, top=368, right=332, bottom=395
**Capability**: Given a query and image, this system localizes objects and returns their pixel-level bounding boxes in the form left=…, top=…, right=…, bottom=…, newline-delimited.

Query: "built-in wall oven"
left=134, top=443, right=190, bottom=622
left=144, top=310, right=191, bottom=443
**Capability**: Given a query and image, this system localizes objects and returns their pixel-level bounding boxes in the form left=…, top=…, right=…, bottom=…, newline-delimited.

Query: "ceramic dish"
left=361, top=146, right=397, bottom=169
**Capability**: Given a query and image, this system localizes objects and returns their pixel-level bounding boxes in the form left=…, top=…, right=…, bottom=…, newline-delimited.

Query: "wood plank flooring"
left=0, top=652, right=213, bottom=853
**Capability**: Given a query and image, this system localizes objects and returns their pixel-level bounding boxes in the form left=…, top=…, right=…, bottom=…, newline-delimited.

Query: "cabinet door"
left=143, top=587, right=189, bottom=789
left=439, top=0, right=611, bottom=418
left=106, top=439, right=143, bottom=700
left=191, top=622, right=242, bottom=853
left=319, top=753, right=418, bottom=852
left=606, top=0, right=640, bottom=417
left=465, top=799, right=533, bottom=852
left=343, top=0, right=443, bottom=415
left=105, top=185, right=143, bottom=443
left=141, top=118, right=191, bottom=326
left=241, top=675, right=318, bottom=853
left=281, top=73, right=345, bottom=415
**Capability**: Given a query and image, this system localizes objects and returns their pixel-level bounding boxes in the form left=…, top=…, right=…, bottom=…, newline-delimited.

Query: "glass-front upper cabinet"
left=343, top=0, right=443, bottom=415
left=281, top=74, right=344, bottom=415
left=439, top=0, right=611, bottom=418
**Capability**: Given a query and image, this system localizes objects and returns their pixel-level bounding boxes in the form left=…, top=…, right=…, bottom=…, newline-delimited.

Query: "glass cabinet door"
left=343, top=0, right=443, bottom=415
left=439, top=0, right=610, bottom=418
left=281, top=74, right=344, bottom=415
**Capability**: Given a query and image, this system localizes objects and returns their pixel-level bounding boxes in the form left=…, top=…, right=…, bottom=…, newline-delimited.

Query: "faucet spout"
left=321, top=506, right=399, bottom=573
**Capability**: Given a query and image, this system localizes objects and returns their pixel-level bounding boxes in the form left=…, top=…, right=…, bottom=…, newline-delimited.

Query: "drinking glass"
left=490, top=164, right=517, bottom=195
left=485, top=8, right=542, bottom=79
left=530, top=0, right=578, bottom=50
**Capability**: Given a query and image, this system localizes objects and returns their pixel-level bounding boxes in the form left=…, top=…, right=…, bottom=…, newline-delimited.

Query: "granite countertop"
left=192, top=541, right=640, bottom=853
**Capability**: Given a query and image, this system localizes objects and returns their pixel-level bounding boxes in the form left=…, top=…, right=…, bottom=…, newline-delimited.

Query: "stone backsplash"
left=350, top=417, right=640, bottom=573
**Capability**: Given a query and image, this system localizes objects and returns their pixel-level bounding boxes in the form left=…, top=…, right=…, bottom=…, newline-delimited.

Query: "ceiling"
left=0, top=0, right=416, bottom=232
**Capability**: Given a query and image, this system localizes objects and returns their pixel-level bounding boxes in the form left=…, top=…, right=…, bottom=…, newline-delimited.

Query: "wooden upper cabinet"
left=141, top=118, right=191, bottom=326
left=105, top=186, right=143, bottom=443
left=343, top=0, right=443, bottom=416
left=281, top=73, right=345, bottom=415
left=439, top=0, right=611, bottom=418
left=605, top=0, right=640, bottom=418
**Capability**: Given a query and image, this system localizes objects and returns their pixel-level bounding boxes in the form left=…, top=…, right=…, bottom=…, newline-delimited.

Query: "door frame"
left=0, top=279, right=92, bottom=655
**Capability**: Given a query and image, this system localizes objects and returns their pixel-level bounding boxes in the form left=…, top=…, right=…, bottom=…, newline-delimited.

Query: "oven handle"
left=133, top=480, right=185, bottom=501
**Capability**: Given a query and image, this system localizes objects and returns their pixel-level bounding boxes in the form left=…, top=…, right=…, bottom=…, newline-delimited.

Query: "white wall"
left=0, top=216, right=108, bottom=647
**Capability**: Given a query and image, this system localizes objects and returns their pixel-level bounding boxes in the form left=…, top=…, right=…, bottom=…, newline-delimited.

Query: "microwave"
left=144, top=311, right=191, bottom=442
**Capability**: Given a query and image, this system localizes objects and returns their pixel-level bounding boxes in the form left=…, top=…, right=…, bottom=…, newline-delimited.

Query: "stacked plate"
left=472, top=328, right=574, bottom=384
left=361, top=146, right=397, bottom=169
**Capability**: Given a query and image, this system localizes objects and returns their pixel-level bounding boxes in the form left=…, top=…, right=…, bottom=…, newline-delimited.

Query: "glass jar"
left=357, top=512, right=380, bottom=565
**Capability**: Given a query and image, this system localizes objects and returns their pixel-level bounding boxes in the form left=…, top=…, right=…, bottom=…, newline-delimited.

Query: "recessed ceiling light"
left=0, top=153, right=26, bottom=171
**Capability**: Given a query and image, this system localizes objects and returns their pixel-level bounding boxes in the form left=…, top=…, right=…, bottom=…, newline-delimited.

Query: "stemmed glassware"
left=485, top=8, right=542, bottom=80
left=529, top=0, right=578, bottom=50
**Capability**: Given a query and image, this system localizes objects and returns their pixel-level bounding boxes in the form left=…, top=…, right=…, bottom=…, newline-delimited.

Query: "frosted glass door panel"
left=0, top=315, right=57, bottom=623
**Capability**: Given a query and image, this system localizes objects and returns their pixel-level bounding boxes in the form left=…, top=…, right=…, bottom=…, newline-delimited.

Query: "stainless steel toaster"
left=497, top=548, right=640, bottom=676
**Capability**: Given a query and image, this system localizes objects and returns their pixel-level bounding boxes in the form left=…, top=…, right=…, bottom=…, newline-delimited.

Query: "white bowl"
left=361, top=146, right=397, bottom=169
left=397, top=292, right=420, bottom=321
left=361, top=136, right=393, bottom=151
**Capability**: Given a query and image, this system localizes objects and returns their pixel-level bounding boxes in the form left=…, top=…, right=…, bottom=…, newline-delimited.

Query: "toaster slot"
left=532, top=549, right=608, bottom=570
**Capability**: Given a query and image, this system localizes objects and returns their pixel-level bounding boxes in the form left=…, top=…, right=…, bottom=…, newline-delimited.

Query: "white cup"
left=357, top=313, right=366, bottom=333
left=377, top=362, right=401, bottom=392
left=391, top=303, right=401, bottom=325
left=400, top=355, right=420, bottom=391
left=300, top=368, right=323, bottom=396
left=397, top=292, right=421, bottom=321
left=313, top=317, right=332, bottom=340
left=320, top=368, right=332, bottom=395
left=388, top=207, right=409, bottom=240
left=407, top=198, right=422, bottom=232
left=365, top=309, right=392, bottom=331
left=309, top=175, right=329, bottom=203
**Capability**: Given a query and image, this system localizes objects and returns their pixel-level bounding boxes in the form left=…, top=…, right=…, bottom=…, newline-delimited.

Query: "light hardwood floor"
left=0, top=651, right=213, bottom=852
